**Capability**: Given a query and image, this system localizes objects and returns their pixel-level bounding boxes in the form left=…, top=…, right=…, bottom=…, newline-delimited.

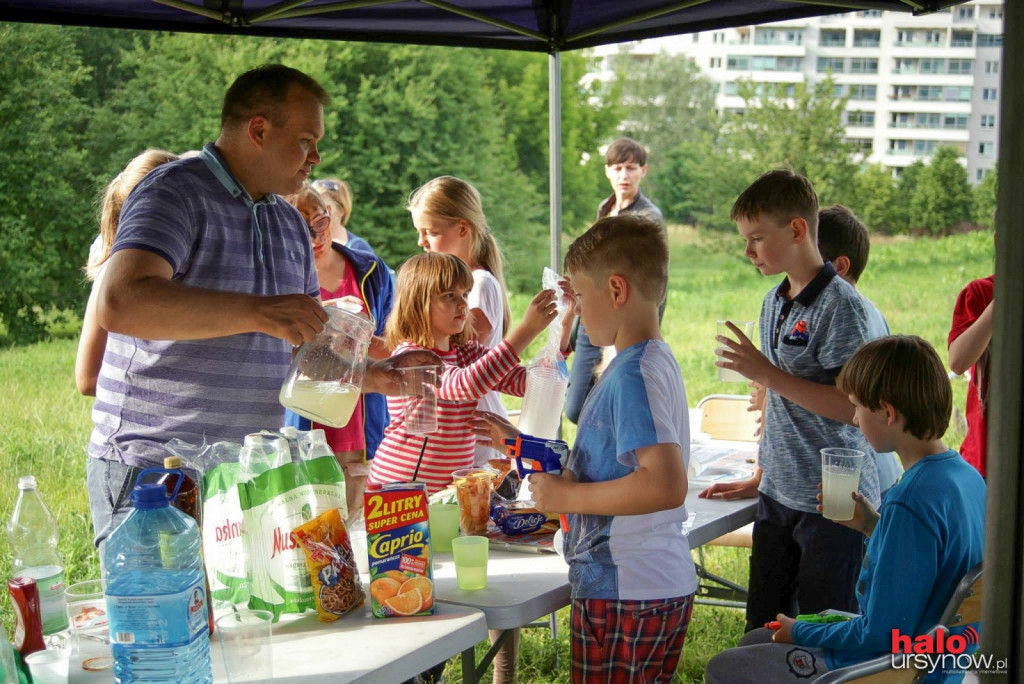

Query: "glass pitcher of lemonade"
left=279, top=306, right=375, bottom=428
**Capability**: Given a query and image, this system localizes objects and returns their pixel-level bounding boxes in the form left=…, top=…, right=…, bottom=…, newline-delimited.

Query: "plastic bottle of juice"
left=103, top=483, right=212, bottom=683
left=5, top=475, right=69, bottom=635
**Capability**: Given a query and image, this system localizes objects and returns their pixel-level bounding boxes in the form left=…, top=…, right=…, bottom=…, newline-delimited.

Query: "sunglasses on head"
left=312, top=179, right=342, bottom=192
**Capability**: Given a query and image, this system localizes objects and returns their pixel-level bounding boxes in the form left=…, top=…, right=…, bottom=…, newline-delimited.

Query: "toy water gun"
left=765, top=613, right=853, bottom=630
left=503, top=435, right=570, bottom=533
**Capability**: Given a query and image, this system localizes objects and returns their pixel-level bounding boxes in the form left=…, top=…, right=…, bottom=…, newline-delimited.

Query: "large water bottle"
left=5, top=476, right=68, bottom=635
left=103, top=483, right=212, bottom=684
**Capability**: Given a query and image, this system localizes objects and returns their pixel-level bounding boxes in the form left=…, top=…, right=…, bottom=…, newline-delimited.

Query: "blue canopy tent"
left=2, top=0, right=1021, bottom=677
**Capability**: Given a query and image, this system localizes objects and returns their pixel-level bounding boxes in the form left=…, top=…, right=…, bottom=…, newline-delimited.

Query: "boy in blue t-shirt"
left=529, top=214, right=696, bottom=683
left=705, top=335, right=986, bottom=683
left=701, top=170, right=881, bottom=632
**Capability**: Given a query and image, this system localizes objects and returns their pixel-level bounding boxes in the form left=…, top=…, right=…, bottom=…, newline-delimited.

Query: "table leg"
left=461, top=646, right=478, bottom=684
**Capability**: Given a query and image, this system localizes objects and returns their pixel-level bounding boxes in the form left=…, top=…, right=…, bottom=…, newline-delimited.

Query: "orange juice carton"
left=364, top=482, right=434, bottom=617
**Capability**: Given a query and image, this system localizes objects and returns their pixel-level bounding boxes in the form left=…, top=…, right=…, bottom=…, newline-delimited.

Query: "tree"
left=724, top=77, right=858, bottom=207
left=973, top=169, right=998, bottom=228
left=889, top=160, right=924, bottom=234
left=487, top=50, right=621, bottom=237
left=909, top=147, right=974, bottom=235
left=851, top=165, right=897, bottom=234
left=0, top=24, right=92, bottom=343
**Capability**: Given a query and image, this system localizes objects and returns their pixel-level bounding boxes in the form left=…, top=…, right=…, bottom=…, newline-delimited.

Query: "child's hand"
left=558, top=279, right=577, bottom=352
left=526, top=470, right=576, bottom=514
left=816, top=485, right=880, bottom=537
left=505, top=289, right=559, bottom=354
left=771, top=614, right=797, bottom=643
left=699, top=475, right=760, bottom=500
left=715, top=321, right=773, bottom=385
left=469, top=410, right=520, bottom=447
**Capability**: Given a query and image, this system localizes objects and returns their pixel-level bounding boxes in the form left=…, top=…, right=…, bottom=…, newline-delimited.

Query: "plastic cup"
left=516, top=365, right=569, bottom=439
left=451, top=535, right=489, bottom=591
left=216, top=609, right=274, bottom=683
left=717, top=320, right=756, bottom=382
left=428, top=503, right=460, bottom=553
left=399, top=366, right=438, bottom=435
left=821, top=448, right=865, bottom=521
left=65, top=579, right=113, bottom=671
left=452, top=468, right=496, bottom=535
left=26, top=646, right=71, bottom=684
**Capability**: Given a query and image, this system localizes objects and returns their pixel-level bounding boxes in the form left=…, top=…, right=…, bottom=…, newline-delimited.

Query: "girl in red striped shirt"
left=369, top=252, right=574, bottom=494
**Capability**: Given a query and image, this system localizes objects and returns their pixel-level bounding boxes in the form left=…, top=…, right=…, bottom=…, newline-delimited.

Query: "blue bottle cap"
left=130, top=483, right=170, bottom=509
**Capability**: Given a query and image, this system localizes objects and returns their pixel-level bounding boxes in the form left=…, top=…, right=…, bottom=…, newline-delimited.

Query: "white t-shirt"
left=468, top=269, right=509, bottom=465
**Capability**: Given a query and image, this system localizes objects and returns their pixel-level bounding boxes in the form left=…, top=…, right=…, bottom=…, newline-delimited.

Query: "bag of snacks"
left=292, top=509, right=365, bottom=621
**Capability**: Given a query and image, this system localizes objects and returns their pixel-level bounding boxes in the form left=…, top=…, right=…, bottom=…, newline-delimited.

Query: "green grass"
left=0, top=229, right=992, bottom=681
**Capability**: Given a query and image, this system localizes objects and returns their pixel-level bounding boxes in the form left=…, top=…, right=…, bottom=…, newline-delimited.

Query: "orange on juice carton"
left=364, top=482, right=434, bottom=618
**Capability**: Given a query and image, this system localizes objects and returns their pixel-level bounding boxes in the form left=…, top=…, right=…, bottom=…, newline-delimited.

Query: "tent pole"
left=983, top=0, right=1024, bottom=677
left=548, top=49, right=562, bottom=273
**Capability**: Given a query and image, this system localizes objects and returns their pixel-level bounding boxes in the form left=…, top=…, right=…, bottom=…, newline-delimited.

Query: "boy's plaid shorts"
left=570, top=593, right=695, bottom=683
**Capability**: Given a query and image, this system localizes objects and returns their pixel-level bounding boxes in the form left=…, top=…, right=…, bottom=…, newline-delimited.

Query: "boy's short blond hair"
left=837, top=335, right=952, bottom=440
left=563, top=214, right=668, bottom=304
left=730, top=169, right=819, bottom=239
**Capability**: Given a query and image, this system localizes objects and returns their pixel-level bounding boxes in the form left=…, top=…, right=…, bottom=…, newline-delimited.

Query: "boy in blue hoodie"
left=705, top=335, right=986, bottom=683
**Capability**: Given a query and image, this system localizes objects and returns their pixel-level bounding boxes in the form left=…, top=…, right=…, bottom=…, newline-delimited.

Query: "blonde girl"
left=407, top=176, right=514, bottom=465
left=75, top=149, right=179, bottom=396
left=369, top=252, right=573, bottom=494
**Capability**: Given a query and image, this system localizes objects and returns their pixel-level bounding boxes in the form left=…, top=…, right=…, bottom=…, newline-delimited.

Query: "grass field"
left=0, top=228, right=993, bottom=682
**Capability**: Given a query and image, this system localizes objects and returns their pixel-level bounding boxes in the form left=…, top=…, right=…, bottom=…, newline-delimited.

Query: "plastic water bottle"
left=6, top=475, right=68, bottom=635
left=103, top=483, right=212, bottom=684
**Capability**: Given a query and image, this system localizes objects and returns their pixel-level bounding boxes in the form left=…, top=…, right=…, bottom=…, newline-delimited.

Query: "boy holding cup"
left=529, top=214, right=696, bottom=682
left=702, top=170, right=883, bottom=632
left=705, top=335, right=986, bottom=683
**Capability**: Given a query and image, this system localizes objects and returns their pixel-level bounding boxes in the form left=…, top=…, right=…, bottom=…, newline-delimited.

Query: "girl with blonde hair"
left=369, top=252, right=573, bottom=493
left=407, top=176, right=515, bottom=466
left=75, top=149, right=179, bottom=395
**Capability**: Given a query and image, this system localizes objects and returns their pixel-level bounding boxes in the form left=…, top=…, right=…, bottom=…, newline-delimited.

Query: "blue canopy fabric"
left=0, top=0, right=971, bottom=52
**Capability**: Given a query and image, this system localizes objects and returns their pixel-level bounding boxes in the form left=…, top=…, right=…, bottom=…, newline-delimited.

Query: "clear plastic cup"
left=452, top=468, right=497, bottom=535
left=215, top=609, right=274, bottom=683
left=65, top=579, right=113, bottom=671
left=821, top=448, right=865, bottom=521
left=716, top=320, right=756, bottom=382
left=399, top=366, right=438, bottom=435
left=451, top=536, right=489, bottom=591
left=517, top=365, right=569, bottom=439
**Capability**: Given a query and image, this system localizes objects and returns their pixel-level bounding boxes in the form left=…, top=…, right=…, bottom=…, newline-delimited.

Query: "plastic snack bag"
left=292, top=508, right=365, bottom=622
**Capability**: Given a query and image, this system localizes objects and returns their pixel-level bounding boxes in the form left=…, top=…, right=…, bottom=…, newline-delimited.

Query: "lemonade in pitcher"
left=280, top=380, right=360, bottom=428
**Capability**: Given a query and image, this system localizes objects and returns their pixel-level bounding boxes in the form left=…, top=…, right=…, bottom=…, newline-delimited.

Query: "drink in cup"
left=716, top=320, right=756, bottom=382
left=820, top=448, right=865, bottom=521
left=452, top=468, right=496, bottom=536
left=451, top=536, right=489, bottom=591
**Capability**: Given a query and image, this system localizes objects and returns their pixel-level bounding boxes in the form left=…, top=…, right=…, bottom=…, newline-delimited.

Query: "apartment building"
left=593, top=1, right=1003, bottom=184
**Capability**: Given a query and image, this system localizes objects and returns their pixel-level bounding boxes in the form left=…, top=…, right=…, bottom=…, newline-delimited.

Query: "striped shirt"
left=369, top=340, right=526, bottom=493
left=88, top=143, right=319, bottom=468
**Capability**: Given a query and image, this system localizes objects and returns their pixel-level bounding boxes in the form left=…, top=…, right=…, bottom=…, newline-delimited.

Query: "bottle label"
left=14, top=567, right=68, bottom=635
left=108, top=577, right=207, bottom=648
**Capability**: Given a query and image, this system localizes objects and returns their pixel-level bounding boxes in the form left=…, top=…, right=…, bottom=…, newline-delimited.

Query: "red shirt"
left=948, top=275, right=994, bottom=477
left=315, top=257, right=366, bottom=453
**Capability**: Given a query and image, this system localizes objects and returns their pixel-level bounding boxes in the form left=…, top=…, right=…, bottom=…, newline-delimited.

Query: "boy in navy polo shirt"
left=702, top=170, right=882, bottom=633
